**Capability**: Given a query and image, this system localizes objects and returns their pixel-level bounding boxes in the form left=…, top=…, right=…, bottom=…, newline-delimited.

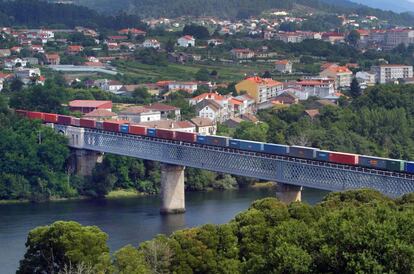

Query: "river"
left=0, top=187, right=328, bottom=273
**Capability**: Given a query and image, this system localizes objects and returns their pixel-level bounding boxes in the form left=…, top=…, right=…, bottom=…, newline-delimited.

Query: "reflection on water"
left=0, top=187, right=328, bottom=273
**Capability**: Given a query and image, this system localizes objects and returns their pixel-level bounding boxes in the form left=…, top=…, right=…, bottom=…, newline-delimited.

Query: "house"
left=195, top=99, right=229, bottom=123
left=118, top=28, right=146, bottom=37
left=275, top=60, right=293, bottom=74
left=371, top=64, right=414, bottom=84
left=207, top=38, right=224, bottom=46
left=66, top=45, right=84, bottom=55
left=0, top=49, right=11, bottom=57
left=4, top=58, right=27, bottom=69
left=142, top=39, right=160, bottom=49
left=145, top=103, right=181, bottom=121
left=68, top=100, right=112, bottom=114
left=177, top=35, right=195, bottom=47
left=320, top=65, right=353, bottom=88
left=322, top=32, right=345, bottom=44
left=95, top=79, right=123, bottom=94
left=271, top=92, right=299, bottom=105
left=29, top=45, right=44, bottom=53
left=289, top=78, right=336, bottom=99
left=15, top=68, right=41, bottom=84
left=138, top=120, right=196, bottom=133
left=235, top=76, right=283, bottom=104
left=230, top=48, right=255, bottom=59
left=45, top=53, right=60, bottom=65
left=83, top=109, right=118, bottom=121
left=190, top=117, right=216, bottom=135
left=303, top=109, right=320, bottom=119
left=223, top=117, right=244, bottom=128
left=168, top=81, right=198, bottom=93
left=356, top=71, right=376, bottom=88
left=118, top=106, right=161, bottom=123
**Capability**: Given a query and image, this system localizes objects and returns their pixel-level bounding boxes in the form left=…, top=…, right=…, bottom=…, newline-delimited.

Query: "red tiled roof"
left=245, top=76, right=282, bottom=86
left=145, top=103, right=178, bottom=111
left=69, top=100, right=112, bottom=108
left=84, top=109, right=117, bottom=117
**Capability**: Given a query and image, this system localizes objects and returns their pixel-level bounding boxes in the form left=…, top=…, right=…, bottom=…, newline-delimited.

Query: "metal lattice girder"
left=55, top=125, right=414, bottom=197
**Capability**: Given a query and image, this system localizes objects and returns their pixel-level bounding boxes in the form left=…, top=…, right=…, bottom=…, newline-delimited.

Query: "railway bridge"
left=55, top=124, right=414, bottom=214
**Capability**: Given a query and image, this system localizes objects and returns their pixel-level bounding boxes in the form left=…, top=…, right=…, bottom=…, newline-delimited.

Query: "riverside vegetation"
left=17, top=189, right=414, bottom=274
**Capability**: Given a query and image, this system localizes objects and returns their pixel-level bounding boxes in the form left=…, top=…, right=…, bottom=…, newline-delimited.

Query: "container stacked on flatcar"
left=329, top=152, right=359, bottom=165
left=57, top=115, right=73, bottom=125
left=129, top=125, right=147, bottom=136
left=289, top=146, right=318, bottom=159
left=262, top=143, right=290, bottom=155
left=156, top=129, right=175, bottom=140
left=79, top=118, right=96, bottom=129
left=175, top=131, right=197, bottom=143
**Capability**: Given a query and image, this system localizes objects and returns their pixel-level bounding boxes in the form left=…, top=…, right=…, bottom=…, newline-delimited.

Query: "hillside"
left=57, top=0, right=414, bottom=25
left=351, top=0, right=414, bottom=13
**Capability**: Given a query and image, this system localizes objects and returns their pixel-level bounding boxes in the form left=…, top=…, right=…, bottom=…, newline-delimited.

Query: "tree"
left=113, top=245, right=151, bottom=274
left=165, top=39, right=175, bottom=53
left=262, top=70, right=272, bottom=78
left=10, top=78, right=23, bottom=92
left=195, top=68, right=210, bottom=81
left=132, top=87, right=152, bottom=104
left=347, top=30, right=361, bottom=46
left=350, top=78, right=362, bottom=98
left=234, top=121, right=269, bottom=142
left=18, top=221, right=111, bottom=274
left=182, top=24, right=210, bottom=39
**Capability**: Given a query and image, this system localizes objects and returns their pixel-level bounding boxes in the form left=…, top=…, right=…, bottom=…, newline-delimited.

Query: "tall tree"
left=350, top=78, right=362, bottom=98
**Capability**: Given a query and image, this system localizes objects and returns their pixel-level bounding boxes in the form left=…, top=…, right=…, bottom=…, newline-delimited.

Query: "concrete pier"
left=160, top=164, right=186, bottom=214
left=276, top=183, right=302, bottom=204
left=74, top=149, right=103, bottom=176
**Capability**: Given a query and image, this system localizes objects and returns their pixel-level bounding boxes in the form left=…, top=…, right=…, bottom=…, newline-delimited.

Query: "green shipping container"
left=385, top=159, right=405, bottom=172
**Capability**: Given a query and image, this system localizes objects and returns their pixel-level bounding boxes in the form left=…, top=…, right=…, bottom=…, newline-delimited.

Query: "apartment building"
left=371, top=64, right=414, bottom=84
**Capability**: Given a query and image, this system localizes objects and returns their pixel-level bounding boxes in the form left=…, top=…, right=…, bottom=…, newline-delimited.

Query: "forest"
left=0, top=0, right=146, bottom=30
left=17, top=189, right=414, bottom=273
left=65, top=0, right=414, bottom=25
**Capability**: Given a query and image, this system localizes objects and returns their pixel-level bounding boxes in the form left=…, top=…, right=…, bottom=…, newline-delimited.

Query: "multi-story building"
left=118, top=106, right=161, bottom=123
left=142, top=39, right=161, bottom=49
left=383, top=29, right=414, bottom=50
left=230, top=48, right=255, bottom=59
left=235, top=76, right=283, bottom=104
left=275, top=60, right=293, bottom=73
left=319, top=65, right=353, bottom=88
left=371, top=64, right=414, bottom=84
left=168, top=81, right=198, bottom=93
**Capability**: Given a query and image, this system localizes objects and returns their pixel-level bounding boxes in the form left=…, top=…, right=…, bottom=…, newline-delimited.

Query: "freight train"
left=17, top=110, right=414, bottom=174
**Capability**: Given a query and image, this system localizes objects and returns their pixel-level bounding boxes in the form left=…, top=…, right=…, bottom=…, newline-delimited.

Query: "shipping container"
left=196, top=135, right=207, bottom=144
left=229, top=139, right=241, bottom=149
left=385, top=159, right=405, bottom=172
left=156, top=129, right=175, bottom=140
left=359, top=156, right=387, bottom=169
left=405, top=162, right=414, bottom=174
left=57, top=115, right=73, bottom=125
left=239, top=140, right=263, bottom=152
left=147, top=128, right=157, bottom=137
left=289, top=146, right=318, bottom=159
left=43, top=113, right=58, bottom=123
left=15, top=109, right=28, bottom=117
left=71, top=118, right=80, bottom=127
left=120, top=124, right=129, bottom=134
left=27, top=111, right=44, bottom=120
left=329, top=152, right=358, bottom=165
left=175, top=131, right=196, bottom=143
left=103, top=121, right=121, bottom=132
left=80, top=118, right=96, bottom=129
left=129, top=125, right=147, bottom=136
left=205, top=135, right=229, bottom=147
left=315, top=150, right=329, bottom=161
left=262, top=143, right=289, bottom=155
left=96, top=121, right=104, bottom=130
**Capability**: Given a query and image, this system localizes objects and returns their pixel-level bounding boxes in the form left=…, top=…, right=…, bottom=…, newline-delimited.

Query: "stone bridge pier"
left=160, top=164, right=186, bottom=214
left=72, top=149, right=103, bottom=177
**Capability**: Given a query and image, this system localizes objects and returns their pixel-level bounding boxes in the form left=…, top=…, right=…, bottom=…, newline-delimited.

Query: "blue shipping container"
left=147, top=128, right=157, bottom=137
left=196, top=135, right=207, bottom=144
left=316, top=150, right=330, bottom=161
left=289, top=146, right=318, bottom=159
left=205, top=135, right=229, bottom=147
left=120, top=124, right=129, bottom=133
left=263, top=143, right=289, bottom=155
left=229, top=139, right=241, bottom=149
left=239, top=140, right=263, bottom=152
left=359, top=156, right=387, bottom=169
left=405, top=162, right=414, bottom=174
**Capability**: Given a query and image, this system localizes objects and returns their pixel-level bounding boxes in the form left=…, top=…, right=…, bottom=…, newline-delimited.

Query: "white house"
left=356, top=71, right=376, bottom=88
left=118, top=106, right=161, bottom=123
left=177, top=35, right=195, bottom=47
left=195, top=99, right=229, bottom=123
left=168, top=81, right=198, bottom=93
left=143, top=39, right=161, bottom=49
left=4, top=58, right=27, bottom=70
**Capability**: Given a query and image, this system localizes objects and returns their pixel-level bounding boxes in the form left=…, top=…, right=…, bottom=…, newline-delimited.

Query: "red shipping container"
left=329, top=152, right=359, bottom=165
left=27, top=111, right=44, bottom=120
left=156, top=129, right=175, bottom=140
left=79, top=118, right=96, bottom=128
left=43, top=113, right=58, bottom=123
left=71, top=118, right=81, bottom=127
left=129, top=125, right=147, bottom=135
left=57, top=115, right=73, bottom=125
left=103, top=121, right=121, bottom=132
left=15, top=109, right=28, bottom=117
left=175, top=131, right=197, bottom=143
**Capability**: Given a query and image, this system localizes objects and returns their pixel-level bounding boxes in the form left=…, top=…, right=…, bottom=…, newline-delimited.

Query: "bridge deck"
left=56, top=125, right=414, bottom=197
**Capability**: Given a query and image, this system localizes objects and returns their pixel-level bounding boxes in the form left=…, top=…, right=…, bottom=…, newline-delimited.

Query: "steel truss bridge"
left=55, top=125, right=414, bottom=197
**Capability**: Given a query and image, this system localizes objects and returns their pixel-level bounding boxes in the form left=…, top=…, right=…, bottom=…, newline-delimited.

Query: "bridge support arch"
left=160, top=164, right=186, bottom=214
left=276, top=183, right=302, bottom=204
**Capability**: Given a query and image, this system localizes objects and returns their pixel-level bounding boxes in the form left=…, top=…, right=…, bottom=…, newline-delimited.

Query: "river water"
left=0, top=187, right=328, bottom=273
